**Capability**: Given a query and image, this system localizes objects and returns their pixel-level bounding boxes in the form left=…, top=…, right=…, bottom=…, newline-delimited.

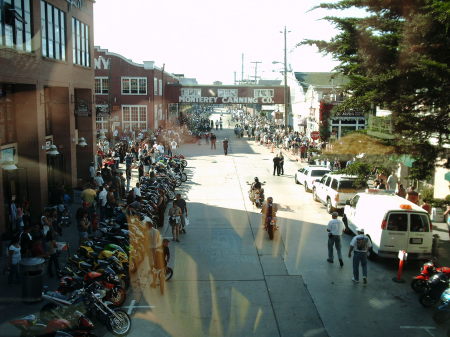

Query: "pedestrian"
left=94, top=172, right=104, bottom=189
left=78, top=210, right=90, bottom=245
left=396, top=183, right=407, bottom=198
left=326, top=212, right=344, bottom=267
left=168, top=200, right=182, bottom=242
left=348, top=229, right=371, bottom=284
left=210, top=133, right=217, bottom=149
left=222, top=138, right=229, bottom=155
left=88, top=162, right=95, bottom=181
left=98, top=185, right=108, bottom=221
left=45, top=223, right=59, bottom=277
left=125, top=167, right=131, bottom=192
left=170, top=139, right=177, bottom=155
left=279, top=152, right=284, bottom=175
left=145, top=217, right=161, bottom=266
left=406, top=186, right=419, bottom=204
left=7, top=237, right=21, bottom=284
left=273, top=154, right=281, bottom=175
left=175, top=193, right=188, bottom=233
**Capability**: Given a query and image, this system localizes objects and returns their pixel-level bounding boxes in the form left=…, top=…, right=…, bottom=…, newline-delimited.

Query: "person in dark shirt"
left=175, top=193, right=188, bottom=233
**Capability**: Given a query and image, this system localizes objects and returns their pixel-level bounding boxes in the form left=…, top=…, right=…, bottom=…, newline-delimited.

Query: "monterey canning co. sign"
left=66, top=0, right=83, bottom=10
left=178, top=87, right=284, bottom=104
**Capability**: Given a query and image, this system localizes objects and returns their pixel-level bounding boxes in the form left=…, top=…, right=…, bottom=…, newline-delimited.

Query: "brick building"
left=94, top=47, right=179, bottom=135
left=0, top=0, right=95, bottom=234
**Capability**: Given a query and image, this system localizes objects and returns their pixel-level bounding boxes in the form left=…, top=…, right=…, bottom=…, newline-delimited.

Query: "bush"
left=420, top=186, right=434, bottom=203
left=445, top=195, right=450, bottom=205
left=431, top=198, right=446, bottom=209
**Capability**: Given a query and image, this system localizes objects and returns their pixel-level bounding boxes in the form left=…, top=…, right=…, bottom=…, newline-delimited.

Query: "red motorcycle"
left=10, top=312, right=96, bottom=337
left=411, top=260, right=450, bottom=293
left=265, top=216, right=278, bottom=240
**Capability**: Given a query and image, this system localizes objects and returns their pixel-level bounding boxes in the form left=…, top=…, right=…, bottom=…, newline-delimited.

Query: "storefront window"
left=0, top=84, right=16, bottom=145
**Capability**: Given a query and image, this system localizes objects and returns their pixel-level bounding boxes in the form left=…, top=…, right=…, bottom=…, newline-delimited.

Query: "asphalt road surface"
left=122, top=114, right=448, bottom=337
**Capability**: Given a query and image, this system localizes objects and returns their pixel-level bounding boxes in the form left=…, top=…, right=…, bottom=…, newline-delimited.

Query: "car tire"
left=295, top=176, right=299, bottom=184
left=326, top=198, right=335, bottom=214
left=367, top=237, right=377, bottom=261
left=313, top=189, right=319, bottom=202
left=342, top=214, right=351, bottom=234
left=305, top=183, right=309, bottom=192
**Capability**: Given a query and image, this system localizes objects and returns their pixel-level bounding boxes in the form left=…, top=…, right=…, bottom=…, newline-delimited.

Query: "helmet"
left=254, top=177, right=259, bottom=182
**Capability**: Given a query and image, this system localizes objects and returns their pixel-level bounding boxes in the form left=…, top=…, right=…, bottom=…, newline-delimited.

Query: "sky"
left=94, top=0, right=350, bottom=84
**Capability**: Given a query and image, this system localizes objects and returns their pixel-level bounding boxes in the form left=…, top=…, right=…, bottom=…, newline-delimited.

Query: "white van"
left=343, top=190, right=433, bottom=260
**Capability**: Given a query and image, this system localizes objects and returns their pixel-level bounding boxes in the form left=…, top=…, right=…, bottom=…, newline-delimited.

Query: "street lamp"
left=274, top=27, right=291, bottom=129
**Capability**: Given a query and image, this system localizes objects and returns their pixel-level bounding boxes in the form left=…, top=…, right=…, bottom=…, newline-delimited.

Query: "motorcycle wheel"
left=411, top=279, right=428, bottom=293
left=268, top=225, right=274, bottom=240
left=108, top=286, right=127, bottom=307
left=175, top=179, right=182, bottom=187
left=420, top=294, right=438, bottom=307
left=165, top=267, right=173, bottom=281
left=40, top=303, right=59, bottom=322
left=181, top=159, right=188, bottom=167
left=433, top=310, right=450, bottom=324
left=106, top=309, right=132, bottom=336
left=180, top=173, right=187, bottom=182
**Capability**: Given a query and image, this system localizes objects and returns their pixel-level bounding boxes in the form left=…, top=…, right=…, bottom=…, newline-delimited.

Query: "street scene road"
left=117, top=113, right=449, bottom=337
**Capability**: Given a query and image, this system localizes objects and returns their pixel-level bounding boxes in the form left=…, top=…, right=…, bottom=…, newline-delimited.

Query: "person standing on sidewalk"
left=175, top=193, right=188, bottom=233
left=279, top=152, right=285, bottom=175
left=348, top=229, right=372, bottom=284
left=222, top=138, right=229, bottom=155
left=210, top=133, right=217, bottom=150
left=326, top=212, right=344, bottom=267
left=168, top=201, right=182, bottom=242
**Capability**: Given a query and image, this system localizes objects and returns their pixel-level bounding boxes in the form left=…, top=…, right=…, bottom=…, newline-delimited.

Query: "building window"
left=96, top=116, right=108, bottom=131
left=72, top=17, right=90, bottom=67
left=95, top=77, right=109, bottom=94
left=41, top=1, right=65, bottom=61
left=0, top=84, right=16, bottom=145
left=0, top=0, right=32, bottom=52
left=159, top=79, right=162, bottom=96
left=154, top=78, right=158, bottom=95
left=121, top=77, right=147, bottom=95
left=122, top=105, right=147, bottom=130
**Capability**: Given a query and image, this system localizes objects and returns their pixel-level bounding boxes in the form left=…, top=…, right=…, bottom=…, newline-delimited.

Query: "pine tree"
left=302, top=0, right=450, bottom=178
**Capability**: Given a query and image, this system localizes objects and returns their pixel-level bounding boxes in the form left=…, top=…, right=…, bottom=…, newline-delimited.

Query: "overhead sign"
left=177, top=87, right=280, bottom=104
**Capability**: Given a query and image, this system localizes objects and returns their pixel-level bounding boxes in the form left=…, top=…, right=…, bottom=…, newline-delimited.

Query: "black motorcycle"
left=419, top=272, right=450, bottom=307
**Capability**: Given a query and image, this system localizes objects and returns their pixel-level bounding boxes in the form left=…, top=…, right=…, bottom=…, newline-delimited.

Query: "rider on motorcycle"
left=250, top=177, right=263, bottom=203
left=261, top=197, right=278, bottom=229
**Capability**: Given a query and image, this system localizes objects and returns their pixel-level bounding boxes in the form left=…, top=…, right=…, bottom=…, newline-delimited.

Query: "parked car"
left=343, top=190, right=433, bottom=260
left=312, top=174, right=366, bottom=213
left=295, top=166, right=330, bottom=192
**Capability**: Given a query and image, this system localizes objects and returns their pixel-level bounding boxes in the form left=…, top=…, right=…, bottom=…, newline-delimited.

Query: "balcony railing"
left=367, top=115, right=395, bottom=139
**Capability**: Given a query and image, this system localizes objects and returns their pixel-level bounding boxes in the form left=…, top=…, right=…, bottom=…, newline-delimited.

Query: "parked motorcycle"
left=433, top=288, right=450, bottom=324
left=10, top=312, right=96, bottom=337
left=419, top=272, right=450, bottom=307
left=412, top=260, right=450, bottom=293
left=41, top=283, right=131, bottom=336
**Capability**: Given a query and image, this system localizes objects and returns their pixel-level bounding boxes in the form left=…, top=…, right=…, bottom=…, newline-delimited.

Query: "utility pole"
left=251, top=61, right=261, bottom=85
left=283, top=26, right=289, bottom=128
left=241, top=53, right=244, bottom=84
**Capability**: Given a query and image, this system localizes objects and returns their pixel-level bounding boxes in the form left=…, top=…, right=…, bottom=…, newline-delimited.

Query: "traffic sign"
left=310, top=131, right=320, bottom=140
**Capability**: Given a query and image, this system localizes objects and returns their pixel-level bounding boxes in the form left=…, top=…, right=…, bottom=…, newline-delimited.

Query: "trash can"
left=20, top=257, right=45, bottom=303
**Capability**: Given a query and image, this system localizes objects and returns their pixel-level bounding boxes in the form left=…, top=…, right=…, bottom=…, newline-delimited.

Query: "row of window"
left=96, top=105, right=148, bottom=131
left=1, top=0, right=90, bottom=66
left=95, top=77, right=164, bottom=96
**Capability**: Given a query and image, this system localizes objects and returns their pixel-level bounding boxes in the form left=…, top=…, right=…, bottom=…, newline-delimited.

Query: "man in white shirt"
left=156, top=143, right=164, bottom=155
left=94, top=172, right=104, bottom=188
left=326, top=212, right=345, bottom=267
left=348, top=229, right=372, bottom=284
left=133, top=183, right=141, bottom=198
left=170, top=140, right=177, bottom=155
left=98, top=185, right=108, bottom=220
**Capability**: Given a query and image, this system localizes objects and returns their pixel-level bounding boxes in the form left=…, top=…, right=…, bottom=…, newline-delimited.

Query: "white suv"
left=295, top=166, right=330, bottom=192
left=312, top=174, right=367, bottom=213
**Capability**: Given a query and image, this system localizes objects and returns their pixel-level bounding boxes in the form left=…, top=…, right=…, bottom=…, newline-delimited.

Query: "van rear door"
left=407, top=212, right=432, bottom=254
left=381, top=212, right=408, bottom=253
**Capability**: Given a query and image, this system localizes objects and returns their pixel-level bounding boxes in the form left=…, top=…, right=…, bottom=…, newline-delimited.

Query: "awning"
left=445, top=171, right=450, bottom=182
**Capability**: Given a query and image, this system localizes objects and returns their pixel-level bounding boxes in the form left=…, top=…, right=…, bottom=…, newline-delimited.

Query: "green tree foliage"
left=301, top=0, right=450, bottom=173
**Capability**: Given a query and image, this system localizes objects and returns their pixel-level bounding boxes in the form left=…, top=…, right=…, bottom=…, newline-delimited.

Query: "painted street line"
left=400, top=326, right=436, bottom=337
left=123, top=299, right=155, bottom=315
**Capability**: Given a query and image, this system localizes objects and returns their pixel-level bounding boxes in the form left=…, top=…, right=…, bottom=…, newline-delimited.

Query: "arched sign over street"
left=166, top=85, right=287, bottom=105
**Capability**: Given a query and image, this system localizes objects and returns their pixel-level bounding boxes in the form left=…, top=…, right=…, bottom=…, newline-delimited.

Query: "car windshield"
left=311, top=170, right=329, bottom=177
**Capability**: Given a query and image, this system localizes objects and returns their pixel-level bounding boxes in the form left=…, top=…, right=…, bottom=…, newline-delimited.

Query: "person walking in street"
left=348, top=229, right=372, bottom=283
left=168, top=201, right=182, bottom=242
left=223, top=138, right=229, bottom=155
left=210, top=133, right=217, bottom=150
left=326, top=212, right=344, bottom=267
left=279, top=152, right=285, bottom=175
left=175, top=193, right=188, bottom=233
left=273, top=154, right=281, bottom=175
left=7, top=237, right=21, bottom=284
left=145, top=217, right=161, bottom=268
